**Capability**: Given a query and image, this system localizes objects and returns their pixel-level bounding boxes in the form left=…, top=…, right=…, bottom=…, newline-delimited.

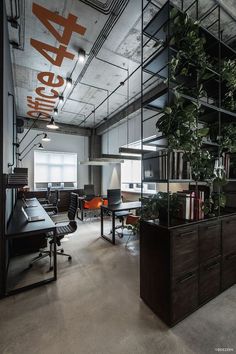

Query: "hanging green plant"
left=168, top=9, right=214, bottom=93
left=156, top=92, right=200, bottom=150
left=222, top=59, right=236, bottom=112
left=210, top=122, right=236, bottom=153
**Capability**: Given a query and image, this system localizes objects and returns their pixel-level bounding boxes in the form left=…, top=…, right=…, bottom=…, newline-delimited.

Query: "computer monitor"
left=84, top=184, right=95, bottom=196
left=107, top=189, right=122, bottom=206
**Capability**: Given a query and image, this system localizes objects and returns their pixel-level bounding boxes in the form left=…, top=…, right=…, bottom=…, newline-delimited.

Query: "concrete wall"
left=18, top=129, right=89, bottom=190
left=101, top=112, right=145, bottom=195
left=0, top=1, right=16, bottom=296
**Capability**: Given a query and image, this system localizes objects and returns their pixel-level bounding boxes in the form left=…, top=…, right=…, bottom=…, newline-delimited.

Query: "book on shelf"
left=224, top=153, right=236, bottom=179
left=143, top=150, right=191, bottom=181
left=176, top=190, right=204, bottom=221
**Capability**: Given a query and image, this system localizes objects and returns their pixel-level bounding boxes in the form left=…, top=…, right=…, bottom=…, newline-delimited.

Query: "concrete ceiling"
left=5, top=0, right=236, bottom=132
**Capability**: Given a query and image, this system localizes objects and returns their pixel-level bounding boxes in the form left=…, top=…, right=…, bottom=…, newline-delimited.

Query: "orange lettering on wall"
left=27, top=97, right=54, bottom=111
left=32, top=3, right=86, bottom=46
left=27, top=111, right=51, bottom=119
left=36, top=87, right=59, bottom=99
left=31, top=39, right=74, bottom=67
left=37, top=72, right=64, bottom=87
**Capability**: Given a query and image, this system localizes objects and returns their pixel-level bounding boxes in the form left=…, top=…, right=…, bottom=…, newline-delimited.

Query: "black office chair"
left=43, top=190, right=60, bottom=217
left=29, top=193, right=78, bottom=270
left=84, top=184, right=95, bottom=200
left=107, top=189, right=130, bottom=237
left=38, top=186, right=51, bottom=205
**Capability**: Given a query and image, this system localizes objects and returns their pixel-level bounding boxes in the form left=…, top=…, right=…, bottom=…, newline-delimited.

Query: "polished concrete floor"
left=0, top=217, right=236, bottom=354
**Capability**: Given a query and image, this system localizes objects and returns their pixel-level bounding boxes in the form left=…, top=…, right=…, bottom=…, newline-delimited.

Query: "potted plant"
left=142, top=192, right=179, bottom=224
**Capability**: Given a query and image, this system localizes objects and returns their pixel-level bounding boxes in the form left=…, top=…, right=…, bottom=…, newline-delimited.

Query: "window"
left=34, top=151, right=77, bottom=189
left=120, top=141, right=157, bottom=194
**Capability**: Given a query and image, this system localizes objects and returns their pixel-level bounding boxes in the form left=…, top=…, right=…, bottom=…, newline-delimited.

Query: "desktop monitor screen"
left=107, top=189, right=122, bottom=206
left=84, top=184, right=95, bottom=196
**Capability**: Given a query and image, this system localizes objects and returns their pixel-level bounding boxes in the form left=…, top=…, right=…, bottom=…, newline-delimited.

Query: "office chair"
left=107, top=189, right=130, bottom=234
left=29, top=192, right=78, bottom=270
left=38, top=186, right=51, bottom=205
left=84, top=184, right=95, bottom=200
left=83, top=196, right=103, bottom=219
left=43, top=190, right=60, bottom=217
left=123, top=214, right=140, bottom=246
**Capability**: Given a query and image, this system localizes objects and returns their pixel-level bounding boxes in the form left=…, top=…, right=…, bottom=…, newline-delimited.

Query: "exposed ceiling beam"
left=96, top=82, right=166, bottom=135
left=18, top=116, right=91, bottom=136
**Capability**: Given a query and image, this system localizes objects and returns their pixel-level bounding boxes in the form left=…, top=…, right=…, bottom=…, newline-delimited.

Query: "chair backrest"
left=49, top=190, right=60, bottom=206
left=84, top=184, right=95, bottom=198
left=107, top=189, right=122, bottom=206
left=46, top=186, right=51, bottom=199
left=84, top=197, right=103, bottom=209
left=126, top=214, right=140, bottom=225
left=68, top=193, right=78, bottom=220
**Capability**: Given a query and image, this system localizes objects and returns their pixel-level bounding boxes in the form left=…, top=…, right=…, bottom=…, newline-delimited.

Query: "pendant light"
left=42, top=133, right=51, bottom=142
left=46, top=117, right=59, bottom=130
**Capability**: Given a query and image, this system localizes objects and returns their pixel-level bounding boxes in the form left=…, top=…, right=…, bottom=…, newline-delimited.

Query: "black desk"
left=6, top=198, right=56, bottom=296
left=101, top=201, right=141, bottom=245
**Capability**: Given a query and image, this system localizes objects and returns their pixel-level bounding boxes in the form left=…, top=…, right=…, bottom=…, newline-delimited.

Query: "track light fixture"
left=42, top=133, right=51, bottom=142
left=18, top=143, right=44, bottom=161
left=78, top=48, right=86, bottom=63
left=58, top=94, right=64, bottom=102
left=46, top=117, right=59, bottom=130
left=66, top=77, right=72, bottom=87
left=54, top=108, right=58, bottom=115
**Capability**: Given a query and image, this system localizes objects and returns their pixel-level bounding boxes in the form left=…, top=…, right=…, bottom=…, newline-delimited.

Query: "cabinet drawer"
left=199, top=221, right=221, bottom=263
left=222, top=217, right=236, bottom=255
left=172, top=227, right=198, bottom=276
left=222, top=253, right=236, bottom=290
left=199, top=260, right=221, bottom=304
left=172, top=271, right=198, bottom=323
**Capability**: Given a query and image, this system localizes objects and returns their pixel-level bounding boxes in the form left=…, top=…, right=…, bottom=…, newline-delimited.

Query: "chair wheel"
left=68, top=256, right=72, bottom=261
left=60, top=249, right=64, bottom=253
left=39, top=253, right=42, bottom=257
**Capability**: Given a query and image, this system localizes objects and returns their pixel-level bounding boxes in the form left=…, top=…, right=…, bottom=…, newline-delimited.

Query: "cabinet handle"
left=178, top=272, right=196, bottom=284
left=205, top=262, right=219, bottom=271
left=226, top=253, right=236, bottom=260
left=178, top=231, right=196, bottom=238
left=206, top=225, right=217, bottom=230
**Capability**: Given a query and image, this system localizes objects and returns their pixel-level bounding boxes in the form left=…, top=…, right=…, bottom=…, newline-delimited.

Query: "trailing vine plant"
left=168, top=8, right=214, bottom=97
left=221, top=59, right=236, bottom=112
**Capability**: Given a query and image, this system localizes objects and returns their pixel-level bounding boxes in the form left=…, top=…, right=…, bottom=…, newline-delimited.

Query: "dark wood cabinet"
left=172, top=227, right=198, bottom=276
left=199, top=258, right=221, bottom=304
left=222, top=253, right=236, bottom=290
left=199, top=221, right=221, bottom=263
left=140, top=214, right=236, bottom=326
left=222, top=217, right=236, bottom=255
left=172, top=271, right=198, bottom=323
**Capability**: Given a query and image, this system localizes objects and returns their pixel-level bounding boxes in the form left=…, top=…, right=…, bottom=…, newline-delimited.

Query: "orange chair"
left=83, top=197, right=103, bottom=219
left=124, top=214, right=140, bottom=246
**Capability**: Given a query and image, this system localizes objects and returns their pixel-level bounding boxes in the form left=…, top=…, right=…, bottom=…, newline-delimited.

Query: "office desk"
left=6, top=198, right=56, bottom=296
left=101, top=201, right=141, bottom=245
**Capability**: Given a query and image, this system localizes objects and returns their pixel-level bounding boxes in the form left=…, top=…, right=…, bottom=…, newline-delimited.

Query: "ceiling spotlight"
left=38, top=143, right=44, bottom=150
left=46, top=117, right=59, bottom=130
left=78, top=48, right=86, bottom=63
left=59, top=94, right=64, bottom=102
left=66, top=77, right=72, bottom=88
left=42, top=133, right=51, bottom=142
left=54, top=108, right=58, bottom=115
